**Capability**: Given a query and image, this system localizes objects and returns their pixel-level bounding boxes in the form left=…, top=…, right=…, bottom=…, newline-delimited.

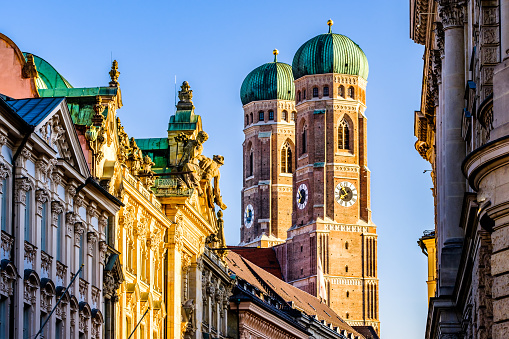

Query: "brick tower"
left=239, top=50, right=297, bottom=247
left=275, top=21, right=379, bottom=333
left=239, top=22, right=379, bottom=335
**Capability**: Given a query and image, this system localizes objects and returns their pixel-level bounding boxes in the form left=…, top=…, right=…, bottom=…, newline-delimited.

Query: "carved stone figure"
left=180, top=131, right=208, bottom=195
left=199, top=155, right=227, bottom=210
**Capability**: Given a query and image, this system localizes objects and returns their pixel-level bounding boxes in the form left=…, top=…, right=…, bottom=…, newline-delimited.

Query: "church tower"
left=238, top=22, right=379, bottom=335
left=275, top=21, right=379, bottom=333
left=239, top=50, right=297, bottom=247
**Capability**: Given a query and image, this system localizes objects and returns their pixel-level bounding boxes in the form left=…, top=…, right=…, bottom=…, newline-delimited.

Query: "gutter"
left=75, top=177, right=124, bottom=207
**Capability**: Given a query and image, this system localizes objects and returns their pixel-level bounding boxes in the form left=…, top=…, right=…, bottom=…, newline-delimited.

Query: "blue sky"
left=2, top=0, right=433, bottom=337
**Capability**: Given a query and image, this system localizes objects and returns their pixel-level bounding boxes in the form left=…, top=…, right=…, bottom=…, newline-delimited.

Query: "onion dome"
left=292, top=20, right=369, bottom=80
left=240, top=49, right=295, bottom=106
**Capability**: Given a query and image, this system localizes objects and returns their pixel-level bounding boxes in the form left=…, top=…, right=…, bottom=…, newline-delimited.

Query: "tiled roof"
left=227, top=251, right=360, bottom=336
left=228, top=247, right=283, bottom=279
left=5, top=97, right=64, bottom=126
left=352, top=326, right=379, bottom=339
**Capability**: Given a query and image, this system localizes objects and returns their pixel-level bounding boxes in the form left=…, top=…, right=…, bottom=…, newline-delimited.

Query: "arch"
left=248, top=146, right=254, bottom=177
left=245, top=114, right=249, bottom=126
left=303, top=89, right=306, bottom=100
left=323, top=85, right=329, bottom=97
left=250, top=112, right=253, bottom=124
left=40, top=278, right=56, bottom=295
left=338, top=85, right=345, bottom=98
left=281, top=110, right=288, bottom=122
left=312, top=87, right=319, bottom=98
left=69, top=295, right=79, bottom=312
left=91, top=308, right=104, bottom=323
left=300, top=119, right=308, bottom=154
left=297, top=90, right=301, bottom=102
left=280, top=140, right=293, bottom=173
left=291, top=111, right=296, bottom=121
left=258, top=111, right=264, bottom=122
left=338, top=118, right=350, bottom=150
left=348, top=86, right=355, bottom=99
left=268, top=110, right=274, bottom=121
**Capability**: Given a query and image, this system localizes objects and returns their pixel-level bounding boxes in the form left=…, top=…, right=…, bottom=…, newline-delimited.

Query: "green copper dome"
left=292, top=32, right=369, bottom=80
left=240, top=58, right=295, bottom=106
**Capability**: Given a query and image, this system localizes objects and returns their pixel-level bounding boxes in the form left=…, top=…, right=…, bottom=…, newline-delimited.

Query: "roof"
left=228, top=247, right=283, bottom=279
left=352, top=326, right=380, bottom=339
left=4, top=97, right=64, bottom=126
left=135, top=138, right=169, bottom=151
left=240, top=61, right=295, bottom=106
left=23, top=53, right=73, bottom=90
left=292, top=33, right=369, bottom=80
left=227, top=251, right=360, bottom=335
left=38, top=87, right=118, bottom=98
left=168, top=109, right=200, bottom=131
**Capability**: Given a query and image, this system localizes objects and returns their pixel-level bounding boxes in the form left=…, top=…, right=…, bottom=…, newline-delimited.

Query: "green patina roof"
left=135, top=138, right=168, bottom=150
left=240, top=61, right=295, bottom=106
left=292, top=33, right=369, bottom=80
left=38, top=87, right=118, bottom=98
left=168, top=110, right=199, bottom=131
left=23, top=53, right=73, bottom=90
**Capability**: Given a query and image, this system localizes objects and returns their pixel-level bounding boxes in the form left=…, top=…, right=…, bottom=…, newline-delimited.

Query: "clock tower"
left=278, top=21, right=379, bottom=333
left=239, top=21, right=379, bottom=335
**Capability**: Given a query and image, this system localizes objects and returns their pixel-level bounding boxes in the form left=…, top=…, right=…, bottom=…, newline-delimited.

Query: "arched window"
left=345, top=265, right=349, bottom=273
left=281, top=142, right=293, bottom=173
left=346, top=291, right=350, bottom=298
left=348, top=86, right=355, bottom=99
left=297, top=91, right=301, bottom=102
left=338, top=119, right=350, bottom=150
left=303, top=89, right=306, bottom=100
left=259, top=111, right=264, bottom=122
left=282, top=110, right=287, bottom=122
left=339, top=85, right=345, bottom=98
left=249, top=149, right=254, bottom=177
left=312, top=87, right=318, bottom=98
left=250, top=113, right=253, bottom=123
left=291, top=111, right=296, bottom=121
left=268, top=110, right=274, bottom=120
left=345, top=241, right=349, bottom=250
left=323, top=86, right=329, bottom=97
left=245, top=115, right=249, bottom=126
left=301, top=126, right=307, bottom=154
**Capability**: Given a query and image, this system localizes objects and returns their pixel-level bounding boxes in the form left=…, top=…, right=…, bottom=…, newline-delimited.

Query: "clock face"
left=296, top=183, right=309, bottom=209
left=334, top=181, right=358, bottom=207
left=244, top=204, right=254, bottom=228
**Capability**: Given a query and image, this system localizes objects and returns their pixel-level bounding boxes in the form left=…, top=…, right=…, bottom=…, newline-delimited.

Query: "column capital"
left=438, top=0, right=466, bottom=29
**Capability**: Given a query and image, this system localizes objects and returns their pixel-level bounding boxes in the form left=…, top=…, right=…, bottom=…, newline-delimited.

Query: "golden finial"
left=273, top=49, right=279, bottom=62
left=109, top=60, right=120, bottom=87
left=327, top=19, right=334, bottom=33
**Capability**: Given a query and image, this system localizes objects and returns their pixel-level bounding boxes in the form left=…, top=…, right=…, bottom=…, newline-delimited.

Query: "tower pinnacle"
left=273, top=49, right=279, bottom=62
left=327, top=19, right=333, bottom=33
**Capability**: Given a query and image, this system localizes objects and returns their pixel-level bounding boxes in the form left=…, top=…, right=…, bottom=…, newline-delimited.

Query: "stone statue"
left=199, top=155, right=227, bottom=210
left=128, top=137, right=143, bottom=175
left=180, top=131, right=208, bottom=195
left=139, top=154, right=156, bottom=188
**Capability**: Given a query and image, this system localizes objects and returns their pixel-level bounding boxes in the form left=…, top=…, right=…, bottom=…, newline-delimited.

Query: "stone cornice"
left=462, top=134, right=509, bottom=191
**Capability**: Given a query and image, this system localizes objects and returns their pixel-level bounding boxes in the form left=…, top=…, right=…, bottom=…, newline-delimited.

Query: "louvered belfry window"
left=338, top=119, right=350, bottom=150
left=281, top=142, right=293, bottom=173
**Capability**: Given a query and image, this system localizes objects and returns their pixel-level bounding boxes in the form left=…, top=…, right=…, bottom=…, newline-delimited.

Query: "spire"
left=273, top=49, right=279, bottom=62
left=109, top=60, right=120, bottom=87
left=327, top=19, right=334, bottom=33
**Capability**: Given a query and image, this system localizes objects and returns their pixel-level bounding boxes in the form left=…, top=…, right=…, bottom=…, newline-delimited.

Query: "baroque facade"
left=0, top=33, right=123, bottom=339
left=410, top=0, right=509, bottom=337
left=239, top=22, right=379, bottom=335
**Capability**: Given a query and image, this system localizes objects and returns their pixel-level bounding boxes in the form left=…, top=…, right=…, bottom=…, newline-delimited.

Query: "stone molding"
left=438, top=0, right=466, bottom=29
